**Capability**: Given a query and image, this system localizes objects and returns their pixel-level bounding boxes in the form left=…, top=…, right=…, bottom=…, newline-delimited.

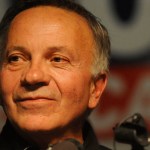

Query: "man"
left=0, top=0, right=111, bottom=149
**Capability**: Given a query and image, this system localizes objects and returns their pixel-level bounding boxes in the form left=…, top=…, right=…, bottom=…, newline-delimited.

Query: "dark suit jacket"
left=0, top=120, right=111, bottom=150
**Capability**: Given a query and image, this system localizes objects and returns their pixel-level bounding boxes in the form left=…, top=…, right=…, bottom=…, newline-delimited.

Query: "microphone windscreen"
left=52, top=140, right=79, bottom=150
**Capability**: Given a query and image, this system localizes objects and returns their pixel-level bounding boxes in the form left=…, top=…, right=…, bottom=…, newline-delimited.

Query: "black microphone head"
left=52, top=139, right=84, bottom=150
left=52, top=140, right=78, bottom=150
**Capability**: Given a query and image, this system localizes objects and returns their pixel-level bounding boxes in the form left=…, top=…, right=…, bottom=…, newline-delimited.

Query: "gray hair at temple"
left=0, top=0, right=110, bottom=76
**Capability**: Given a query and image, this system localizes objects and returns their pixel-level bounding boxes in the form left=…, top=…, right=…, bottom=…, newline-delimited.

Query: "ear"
left=88, top=73, right=107, bottom=109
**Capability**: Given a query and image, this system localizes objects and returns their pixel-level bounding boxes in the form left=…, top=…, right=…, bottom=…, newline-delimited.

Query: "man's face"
left=0, top=6, right=106, bottom=136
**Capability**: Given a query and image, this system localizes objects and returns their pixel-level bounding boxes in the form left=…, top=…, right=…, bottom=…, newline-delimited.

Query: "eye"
left=7, top=54, right=26, bottom=65
left=5, top=53, right=27, bottom=70
left=8, top=55, right=20, bottom=63
left=52, top=57, right=63, bottom=62
left=51, top=56, right=69, bottom=63
left=50, top=55, right=71, bottom=69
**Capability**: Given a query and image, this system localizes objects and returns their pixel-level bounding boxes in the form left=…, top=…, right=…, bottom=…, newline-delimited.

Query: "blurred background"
left=0, top=0, right=150, bottom=150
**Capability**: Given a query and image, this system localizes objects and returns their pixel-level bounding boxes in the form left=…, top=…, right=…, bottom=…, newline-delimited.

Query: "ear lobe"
left=88, top=73, right=107, bottom=109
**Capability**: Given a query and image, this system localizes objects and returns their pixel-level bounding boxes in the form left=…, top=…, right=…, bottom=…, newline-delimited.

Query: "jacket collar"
left=83, top=120, right=100, bottom=150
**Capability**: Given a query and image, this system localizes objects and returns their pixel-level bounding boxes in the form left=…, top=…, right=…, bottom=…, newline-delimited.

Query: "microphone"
left=51, top=139, right=84, bottom=150
left=26, top=139, right=84, bottom=150
left=113, top=113, right=150, bottom=149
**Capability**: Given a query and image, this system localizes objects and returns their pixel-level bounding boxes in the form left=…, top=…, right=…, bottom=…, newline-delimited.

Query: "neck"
left=19, top=122, right=84, bottom=149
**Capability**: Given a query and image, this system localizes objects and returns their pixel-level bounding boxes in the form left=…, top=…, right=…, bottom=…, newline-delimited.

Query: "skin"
left=0, top=6, right=107, bottom=149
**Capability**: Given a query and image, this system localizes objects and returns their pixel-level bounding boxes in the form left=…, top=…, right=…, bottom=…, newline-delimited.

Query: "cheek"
left=56, top=75, right=91, bottom=122
left=58, top=72, right=91, bottom=107
left=0, top=70, right=20, bottom=100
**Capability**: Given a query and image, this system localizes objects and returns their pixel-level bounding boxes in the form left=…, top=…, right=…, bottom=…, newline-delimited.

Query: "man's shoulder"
left=0, top=134, right=10, bottom=150
left=99, top=145, right=112, bottom=150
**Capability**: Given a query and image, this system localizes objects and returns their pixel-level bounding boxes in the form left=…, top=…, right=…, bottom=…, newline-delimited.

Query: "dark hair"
left=0, top=0, right=110, bottom=74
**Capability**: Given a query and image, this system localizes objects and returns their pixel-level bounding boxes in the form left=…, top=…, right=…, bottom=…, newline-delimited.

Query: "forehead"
left=9, top=6, right=95, bottom=46
left=10, top=6, right=93, bottom=36
left=7, top=6, right=95, bottom=61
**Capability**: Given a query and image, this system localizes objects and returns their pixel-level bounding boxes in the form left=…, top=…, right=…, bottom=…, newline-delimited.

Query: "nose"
left=21, top=62, right=50, bottom=88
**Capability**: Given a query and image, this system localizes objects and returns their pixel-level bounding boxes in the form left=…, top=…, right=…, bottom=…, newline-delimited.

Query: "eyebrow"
left=47, top=46, right=75, bottom=58
left=47, top=46, right=69, bottom=52
left=6, top=45, right=75, bottom=58
left=6, top=46, right=30, bottom=56
left=7, top=46, right=67, bottom=52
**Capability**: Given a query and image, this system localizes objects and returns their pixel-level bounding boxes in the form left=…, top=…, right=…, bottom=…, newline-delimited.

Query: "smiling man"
left=0, top=0, right=111, bottom=150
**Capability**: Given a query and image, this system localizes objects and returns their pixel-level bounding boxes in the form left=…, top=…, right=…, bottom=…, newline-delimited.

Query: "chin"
left=11, top=115, right=61, bottom=133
